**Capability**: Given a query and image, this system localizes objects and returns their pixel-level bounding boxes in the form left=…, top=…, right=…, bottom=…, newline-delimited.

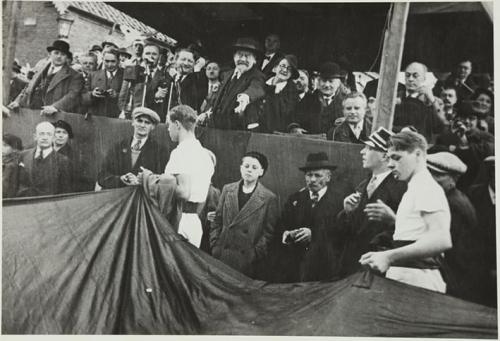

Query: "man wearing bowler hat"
left=337, top=127, right=407, bottom=276
left=295, top=62, right=348, bottom=135
left=9, top=40, right=84, bottom=114
left=207, top=37, right=266, bottom=131
left=276, top=152, right=344, bottom=282
left=98, top=106, right=168, bottom=189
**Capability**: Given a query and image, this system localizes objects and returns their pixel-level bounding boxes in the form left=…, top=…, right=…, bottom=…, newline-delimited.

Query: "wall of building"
left=14, top=1, right=59, bottom=66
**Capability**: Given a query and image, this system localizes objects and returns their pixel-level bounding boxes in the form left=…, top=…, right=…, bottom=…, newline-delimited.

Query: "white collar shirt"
left=348, top=120, right=364, bottom=139
left=309, top=186, right=327, bottom=201
left=35, top=146, right=53, bottom=159
left=368, top=170, right=393, bottom=192
left=131, top=137, right=147, bottom=150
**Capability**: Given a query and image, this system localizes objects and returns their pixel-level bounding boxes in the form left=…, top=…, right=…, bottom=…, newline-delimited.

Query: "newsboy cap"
left=132, top=107, right=161, bottom=124
left=427, top=152, right=467, bottom=175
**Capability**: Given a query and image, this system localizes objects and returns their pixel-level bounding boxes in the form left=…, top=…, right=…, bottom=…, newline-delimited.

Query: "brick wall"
left=14, top=1, right=59, bottom=66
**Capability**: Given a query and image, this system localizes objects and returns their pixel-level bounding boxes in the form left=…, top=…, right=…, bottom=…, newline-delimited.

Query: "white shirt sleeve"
left=164, top=149, right=190, bottom=175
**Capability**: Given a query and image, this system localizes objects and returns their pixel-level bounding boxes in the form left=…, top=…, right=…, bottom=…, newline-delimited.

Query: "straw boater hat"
left=362, top=127, right=394, bottom=152
left=299, top=152, right=337, bottom=172
left=427, top=152, right=467, bottom=175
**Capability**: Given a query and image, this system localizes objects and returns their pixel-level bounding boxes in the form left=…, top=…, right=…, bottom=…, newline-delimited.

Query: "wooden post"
left=372, top=2, right=410, bottom=132
left=3, top=0, right=21, bottom=105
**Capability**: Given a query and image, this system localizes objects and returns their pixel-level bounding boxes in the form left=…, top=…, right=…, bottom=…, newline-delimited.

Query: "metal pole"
left=3, top=1, right=21, bottom=105
left=372, top=2, right=410, bottom=132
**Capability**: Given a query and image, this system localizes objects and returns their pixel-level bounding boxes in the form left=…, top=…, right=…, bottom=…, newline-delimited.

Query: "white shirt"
left=48, top=64, right=63, bottom=75
left=299, top=92, right=306, bottom=100
left=309, top=186, right=327, bottom=201
left=35, top=147, right=53, bottom=159
left=393, top=168, right=450, bottom=241
left=106, top=70, right=117, bottom=79
left=348, top=120, right=364, bottom=139
left=261, top=53, right=275, bottom=70
left=164, top=137, right=214, bottom=203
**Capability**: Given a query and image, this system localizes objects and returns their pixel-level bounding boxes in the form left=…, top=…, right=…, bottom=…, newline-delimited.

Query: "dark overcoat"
left=98, top=137, right=169, bottom=189
left=261, top=80, right=299, bottom=133
left=295, top=90, right=345, bottom=134
left=81, top=68, right=124, bottom=117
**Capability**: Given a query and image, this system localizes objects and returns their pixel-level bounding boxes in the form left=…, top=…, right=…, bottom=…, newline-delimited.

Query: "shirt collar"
left=266, top=77, right=287, bottom=94
left=370, top=170, right=393, bottom=189
left=405, top=90, right=419, bottom=99
left=131, top=137, right=148, bottom=150
left=310, top=186, right=327, bottom=201
left=49, top=64, right=63, bottom=74
left=35, top=146, right=53, bottom=159
left=408, top=168, right=431, bottom=189
left=299, top=92, right=306, bottom=100
left=106, top=70, right=117, bottom=78
left=264, top=53, right=275, bottom=59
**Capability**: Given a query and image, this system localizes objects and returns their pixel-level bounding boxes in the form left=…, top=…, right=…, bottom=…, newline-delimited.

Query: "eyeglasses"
left=278, top=64, right=292, bottom=72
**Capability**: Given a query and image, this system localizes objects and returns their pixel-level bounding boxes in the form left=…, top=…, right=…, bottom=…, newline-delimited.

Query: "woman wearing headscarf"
left=210, top=151, right=279, bottom=279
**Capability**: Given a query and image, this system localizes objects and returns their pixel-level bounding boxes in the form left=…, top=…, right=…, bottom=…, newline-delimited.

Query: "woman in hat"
left=210, top=151, right=279, bottom=279
left=260, top=54, right=300, bottom=133
left=3, top=134, right=31, bottom=198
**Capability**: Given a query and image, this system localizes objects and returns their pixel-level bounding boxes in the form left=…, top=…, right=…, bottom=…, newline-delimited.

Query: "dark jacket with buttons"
left=210, top=181, right=279, bottom=279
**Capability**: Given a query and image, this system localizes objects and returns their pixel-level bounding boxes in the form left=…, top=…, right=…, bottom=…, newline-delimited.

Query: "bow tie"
left=264, top=55, right=272, bottom=61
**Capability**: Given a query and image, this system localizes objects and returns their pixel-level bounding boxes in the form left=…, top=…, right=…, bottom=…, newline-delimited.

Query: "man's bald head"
left=405, top=62, right=428, bottom=92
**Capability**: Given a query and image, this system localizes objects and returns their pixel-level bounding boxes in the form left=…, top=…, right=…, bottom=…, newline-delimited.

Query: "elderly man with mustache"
left=206, top=37, right=266, bottom=131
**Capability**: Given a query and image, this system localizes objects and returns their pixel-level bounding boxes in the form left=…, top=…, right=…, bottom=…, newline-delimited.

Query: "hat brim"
left=299, top=165, right=337, bottom=172
left=47, top=46, right=70, bottom=55
left=362, top=140, right=386, bottom=152
left=233, top=45, right=262, bottom=57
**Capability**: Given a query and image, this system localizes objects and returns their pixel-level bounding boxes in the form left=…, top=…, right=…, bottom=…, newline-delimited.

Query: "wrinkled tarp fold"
left=2, top=188, right=497, bottom=336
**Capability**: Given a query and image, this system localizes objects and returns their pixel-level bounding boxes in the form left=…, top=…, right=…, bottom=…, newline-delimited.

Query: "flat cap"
left=427, top=152, right=467, bottom=175
left=132, top=107, right=161, bottom=124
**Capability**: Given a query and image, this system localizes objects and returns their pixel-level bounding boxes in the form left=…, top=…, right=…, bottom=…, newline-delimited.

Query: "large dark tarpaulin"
left=3, top=109, right=366, bottom=209
left=2, top=188, right=497, bottom=336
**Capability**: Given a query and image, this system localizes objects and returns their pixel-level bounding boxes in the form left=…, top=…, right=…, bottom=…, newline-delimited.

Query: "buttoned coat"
left=295, top=89, right=345, bottom=134
left=210, top=67, right=266, bottom=130
left=210, top=181, right=279, bottom=278
left=81, top=68, right=124, bottom=117
left=98, top=137, right=169, bottom=189
left=327, top=118, right=372, bottom=143
left=261, top=80, right=299, bottom=133
left=16, top=61, right=84, bottom=112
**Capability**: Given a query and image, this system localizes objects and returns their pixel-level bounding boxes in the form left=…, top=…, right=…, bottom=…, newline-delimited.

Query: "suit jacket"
left=20, top=148, right=72, bottom=196
left=166, top=72, right=207, bottom=114
left=98, top=137, right=169, bottom=189
left=328, top=118, right=372, bottom=143
left=210, top=181, right=279, bottom=278
left=118, top=68, right=168, bottom=122
left=273, top=186, right=344, bottom=282
left=17, top=61, right=84, bottom=112
left=2, top=153, right=31, bottom=198
left=211, top=66, right=266, bottom=130
left=81, top=68, right=124, bottom=117
left=336, top=174, right=407, bottom=276
left=261, top=80, right=299, bottom=133
left=260, top=52, right=284, bottom=79
left=295, top=89, right=345, bottom=134
left=433, top=75, right=478, bottom=103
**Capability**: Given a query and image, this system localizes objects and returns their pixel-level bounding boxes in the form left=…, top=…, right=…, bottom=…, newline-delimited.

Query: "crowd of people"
left=2, top=33, right=496, bottom=308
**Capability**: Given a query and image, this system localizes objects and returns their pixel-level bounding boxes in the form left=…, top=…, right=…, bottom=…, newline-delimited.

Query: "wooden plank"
left=372, top=2, right=410, bottom=132
left=3, top=1, right=22, bottom=105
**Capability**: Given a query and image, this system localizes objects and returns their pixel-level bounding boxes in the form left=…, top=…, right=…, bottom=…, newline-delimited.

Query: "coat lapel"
left=47, top=66, right=71, bottom=93
left=225, top=183, right=240, bottom=226
left=230, top=182, right=266, bottom=227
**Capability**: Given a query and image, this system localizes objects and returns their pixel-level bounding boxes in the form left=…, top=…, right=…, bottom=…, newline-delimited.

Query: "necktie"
left=366, top=176, right=377, bottom=198
left=47, top=66, right=55, bottom=76
left=35, top=151, right=43, bottom=162
left=264, top=55, right=271, bottom=61
left=132, top=140, right=142, bottom=151
left=324, top=96, right=332, bottom=105
left=311, top=192, right=320, bottom=208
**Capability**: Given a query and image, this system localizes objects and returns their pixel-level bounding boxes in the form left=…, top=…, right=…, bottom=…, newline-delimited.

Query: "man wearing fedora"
left=260, top=54, right=300, bottom=133
left=98, top=106, right=168, bottom=189
left=208, top=37, right=266, bottom=131
left=9, top=40, right=84, bottom=115
left=295, top=62, right=348, bottom=135
left=276, top=152, right=344, bottom=282
left=337, top=127, right=407, bottom=277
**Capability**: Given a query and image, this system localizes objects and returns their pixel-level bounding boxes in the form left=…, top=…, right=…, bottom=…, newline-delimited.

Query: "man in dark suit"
left=259, top=33, right=284, bottom=80
left=118, top=43, right=170, bottom=121
left=295, top=62, right=348, bottom=135
left=20, top=121, right=72, bottom=196
left=276, top=152, right=344, bottom=282
left=96, top=41, right=118, bottom=70
left=328, top=92, right=372, bottom=143
left=337, top=127, right=407, bottom=276
left=8, top=40, right=84, bottom=114
left=81, top=49, right=123, bottom=117
left=98, top=107, right=168, bottom=189
left=433, top=59, right=478, bottom=104
left=207, top=37, right=266, bottom=131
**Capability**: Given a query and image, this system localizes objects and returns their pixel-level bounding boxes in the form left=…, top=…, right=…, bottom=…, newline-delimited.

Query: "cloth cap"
left=132, top=107, right=161, bottom=124
left=362, top=127, right=394, bottom=152
left=427, top=152, right=467, bottom=175
left=53, top=120, right=74, bottom=138
left=299, top=152, right=337, bottom=172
